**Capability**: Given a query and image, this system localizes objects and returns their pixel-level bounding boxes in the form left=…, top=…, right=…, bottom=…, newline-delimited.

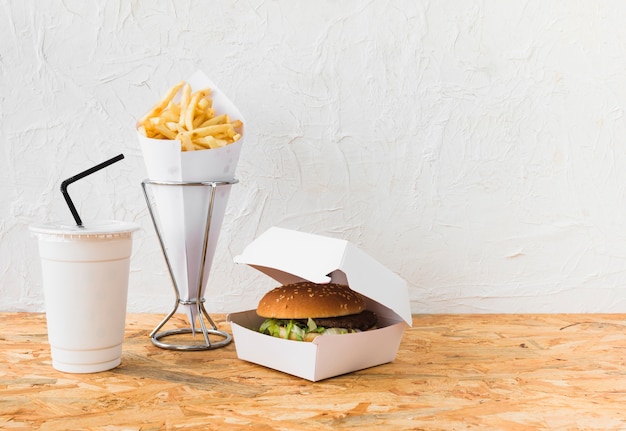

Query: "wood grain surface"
left=1, top=312, right=626, bottom=430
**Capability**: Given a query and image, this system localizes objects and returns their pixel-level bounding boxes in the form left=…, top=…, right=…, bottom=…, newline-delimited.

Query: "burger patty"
left=300, top=310, right=377, bottom=331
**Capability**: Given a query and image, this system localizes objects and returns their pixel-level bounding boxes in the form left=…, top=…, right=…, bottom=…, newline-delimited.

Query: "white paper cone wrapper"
left=138, top=70, right=245, bottom=330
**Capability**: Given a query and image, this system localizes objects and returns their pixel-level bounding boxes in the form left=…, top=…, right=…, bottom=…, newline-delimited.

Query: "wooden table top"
left=2, top=312, right=626, bottom=430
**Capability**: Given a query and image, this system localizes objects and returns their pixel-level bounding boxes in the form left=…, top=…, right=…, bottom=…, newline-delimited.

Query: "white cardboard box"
left=227, top=227, right=412, bottom=381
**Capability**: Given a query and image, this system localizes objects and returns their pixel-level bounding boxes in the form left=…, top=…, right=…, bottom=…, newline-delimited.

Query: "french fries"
left=138, top=81, right=243, bottom=151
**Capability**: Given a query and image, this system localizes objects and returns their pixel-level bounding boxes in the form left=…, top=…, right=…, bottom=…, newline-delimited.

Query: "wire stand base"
left=141, top=179, right=237, bottom=351
left=150, top=298, right=232, bottom=351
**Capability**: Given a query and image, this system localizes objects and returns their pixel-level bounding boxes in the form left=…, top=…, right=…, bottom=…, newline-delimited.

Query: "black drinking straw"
left=60, top=154, right=125, bottom=227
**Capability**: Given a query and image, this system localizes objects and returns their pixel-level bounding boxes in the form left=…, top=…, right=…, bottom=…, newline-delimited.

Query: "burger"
left=257, top=281, right=377, bottom=341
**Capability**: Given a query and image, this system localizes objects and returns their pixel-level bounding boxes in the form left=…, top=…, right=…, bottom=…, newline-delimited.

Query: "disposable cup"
left=30, top=220, right=139, bottom=373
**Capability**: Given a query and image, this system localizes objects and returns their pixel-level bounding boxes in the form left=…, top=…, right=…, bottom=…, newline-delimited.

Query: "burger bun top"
left=256, top=281, right=366, bottom=319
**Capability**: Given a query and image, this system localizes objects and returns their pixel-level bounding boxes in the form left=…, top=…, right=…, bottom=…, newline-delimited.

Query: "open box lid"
left=233, top=227, right=412, bottom=326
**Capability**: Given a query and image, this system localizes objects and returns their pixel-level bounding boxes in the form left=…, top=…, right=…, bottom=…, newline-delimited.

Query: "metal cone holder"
left=141, top=179, right=237, bottom=351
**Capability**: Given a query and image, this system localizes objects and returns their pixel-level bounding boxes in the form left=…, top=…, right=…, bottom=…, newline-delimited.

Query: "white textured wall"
left=3, top=1, right=626, bottom=314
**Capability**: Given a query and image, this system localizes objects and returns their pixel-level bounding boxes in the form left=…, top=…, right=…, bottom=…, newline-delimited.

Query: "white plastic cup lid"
left=29, top=220, right=140, bottom=236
